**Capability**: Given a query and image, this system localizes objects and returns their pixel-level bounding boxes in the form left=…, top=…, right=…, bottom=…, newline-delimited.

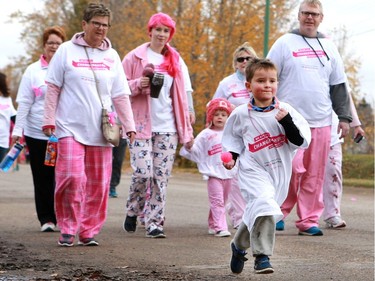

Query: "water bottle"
left=0, top=142, right=24, bottom=172
left=44, top=134, right=58, bottom=166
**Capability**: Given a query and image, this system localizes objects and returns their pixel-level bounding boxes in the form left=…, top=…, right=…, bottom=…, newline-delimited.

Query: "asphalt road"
left=0, top=165, right=374, bottom=280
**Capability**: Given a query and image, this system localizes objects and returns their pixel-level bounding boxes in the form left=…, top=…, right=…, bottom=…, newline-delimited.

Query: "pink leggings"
left=207, top=177, right=232, bottom=232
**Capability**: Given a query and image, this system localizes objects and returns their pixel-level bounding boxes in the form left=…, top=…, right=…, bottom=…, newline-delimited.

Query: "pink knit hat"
left=206, top=98, right=233, bottom=128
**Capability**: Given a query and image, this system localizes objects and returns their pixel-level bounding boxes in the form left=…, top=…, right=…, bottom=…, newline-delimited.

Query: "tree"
left=329, top=27, right=374, bottom=154
left=4, top=0, right=372, bottom=155
left=5, top=0, right=297, bottom=132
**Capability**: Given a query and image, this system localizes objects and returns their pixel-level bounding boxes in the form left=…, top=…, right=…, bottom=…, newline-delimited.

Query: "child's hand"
left=275, top=108, right=288, bottom=121
left=223, top=160, right=235, bottom=170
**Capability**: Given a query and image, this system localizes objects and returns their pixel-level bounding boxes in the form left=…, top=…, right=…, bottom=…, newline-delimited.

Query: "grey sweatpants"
left=233, top=215, right=275, bottom=256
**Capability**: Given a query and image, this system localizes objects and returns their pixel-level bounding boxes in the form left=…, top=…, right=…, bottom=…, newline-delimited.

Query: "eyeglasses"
left=46, top=41, right=62, bottom=46
left=300, top=11, right=321, bottom=18
left=90, top=20, right=111, bottom=29
left=236, top=57, right=252, bottom=63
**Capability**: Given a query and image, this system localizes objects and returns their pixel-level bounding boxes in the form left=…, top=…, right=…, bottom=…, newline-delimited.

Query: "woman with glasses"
left=42, top=3, right=136, bottom=247
left=212, top=42, right=258, bottom=230
left=11, top=26, right=66, bottom=233
left=122, top=12, right=194, bottom=238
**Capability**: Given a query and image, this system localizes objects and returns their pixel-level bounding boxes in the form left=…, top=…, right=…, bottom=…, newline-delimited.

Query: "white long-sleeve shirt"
left=179, top=128, right=237, bottom=179
left=13, top=55, right=49, bottom=140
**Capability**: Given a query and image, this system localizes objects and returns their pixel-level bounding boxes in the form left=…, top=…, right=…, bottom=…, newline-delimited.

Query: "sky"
left=317, top=0, right=374, bottom=105
left=0, top=0, right=374, bottom=105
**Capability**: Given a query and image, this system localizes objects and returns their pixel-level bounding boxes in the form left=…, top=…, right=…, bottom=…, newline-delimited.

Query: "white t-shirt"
left=267, top=33, right=347, bottom=128
left=147, top=48, right=192, bottom=133
left=213, top=72, right=250, bottom=107
left=147, top=48, right=176, bottom=133
left=46, top=41, right=130, bottom=146
left=222, top=102, right=311, bottom=231
left=0, top=96, right=17, bottom=148
left=179, top=128, right=237, bottom=179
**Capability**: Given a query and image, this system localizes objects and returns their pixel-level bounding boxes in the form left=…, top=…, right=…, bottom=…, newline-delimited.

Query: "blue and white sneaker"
left=298, top=226, right=323, bottom=236
left=230, top=241, right=248, bottom=274
left=276, top=220, right=285, bottom=231
left=109, top=189, right=118, bottom=198
left=254, top=255, right=274, bottom=274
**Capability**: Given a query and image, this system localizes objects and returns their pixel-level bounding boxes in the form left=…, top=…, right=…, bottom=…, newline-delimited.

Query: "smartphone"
left=354, top=135, right=364, bottom=143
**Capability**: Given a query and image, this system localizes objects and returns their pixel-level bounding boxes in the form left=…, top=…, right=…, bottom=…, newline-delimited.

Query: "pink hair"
left=147, top=12, right=179, bottom=78
left=147, top=12, right=176, bottom=42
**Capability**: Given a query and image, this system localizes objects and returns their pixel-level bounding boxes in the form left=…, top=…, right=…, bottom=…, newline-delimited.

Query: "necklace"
left=302, top=36, right=330, bottom=67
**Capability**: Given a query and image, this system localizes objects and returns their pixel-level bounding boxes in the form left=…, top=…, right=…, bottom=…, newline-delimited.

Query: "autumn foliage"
left=4, top=0, right=373, bottom=154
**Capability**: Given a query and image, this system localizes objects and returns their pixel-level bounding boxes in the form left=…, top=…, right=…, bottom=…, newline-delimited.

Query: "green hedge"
left=342, top=154, right=374, bottom=187
left=175, top=153, right=374, bottom=187
left=343, top=154, right=374, bottom=180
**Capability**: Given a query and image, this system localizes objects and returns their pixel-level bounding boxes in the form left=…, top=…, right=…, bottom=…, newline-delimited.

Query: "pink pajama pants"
left=322, top=143, right=343, bottom=220
left=54, top=137, right=112, bottom=239
left=207, top=177, right=232, bottom=232
left=280, top=126, right=331, bottom=231
left=126, top=133, right=178, bottom=233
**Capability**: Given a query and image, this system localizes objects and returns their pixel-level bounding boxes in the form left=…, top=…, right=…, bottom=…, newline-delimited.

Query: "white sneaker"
left=214, top=230, right=231, bottom=237
left=208, top=228, right=215, bottom=235
left=41, top=222, right=55, bottom=232
left=325, top=216, right=347, bottom=228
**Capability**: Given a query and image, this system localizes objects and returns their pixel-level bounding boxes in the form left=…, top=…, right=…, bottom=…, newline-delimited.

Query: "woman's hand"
left=43, top=128, right=54, bottom=137
left=127, top=131, right=136, bottom=144
left=10, top=135, right=20, bottom=147
left=189, top=112, right=196, bottom=125
left=140, top=77, right=150, bottom=88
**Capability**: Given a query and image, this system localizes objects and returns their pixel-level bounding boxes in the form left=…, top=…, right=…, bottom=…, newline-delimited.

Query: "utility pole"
left=263, top=0, right=270, bottom=57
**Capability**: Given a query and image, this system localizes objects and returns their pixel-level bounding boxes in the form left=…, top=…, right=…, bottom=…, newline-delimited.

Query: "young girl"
left=222, top=58, right=311, bottom=274
left=180, top=98, right=235, bottom=237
